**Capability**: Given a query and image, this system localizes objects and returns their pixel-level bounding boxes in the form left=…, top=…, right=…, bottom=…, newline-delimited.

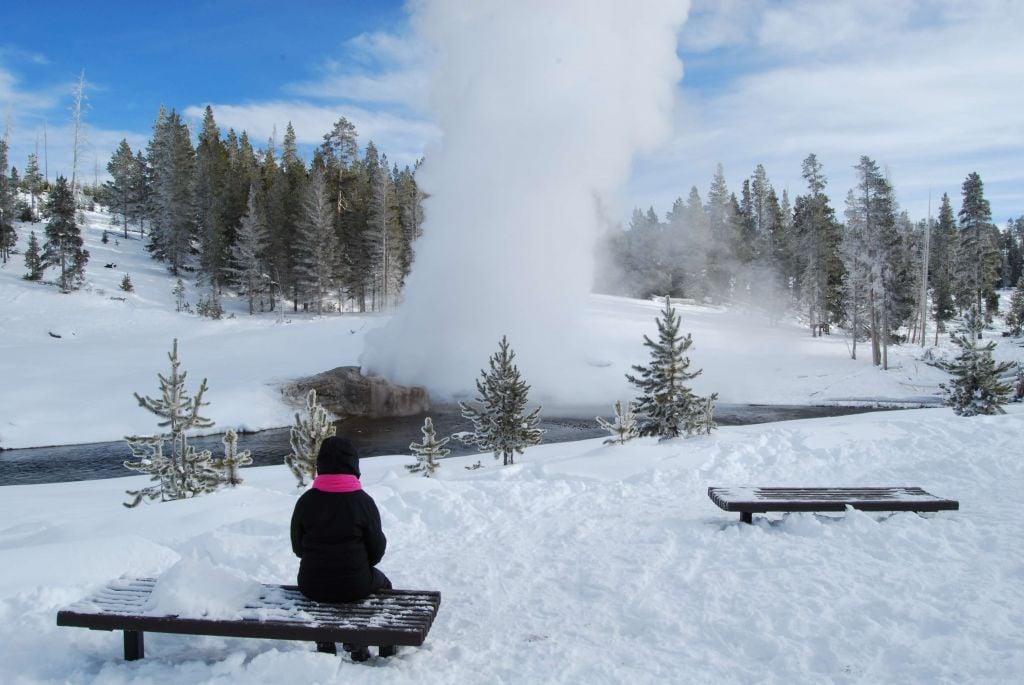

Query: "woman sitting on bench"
left=291, top=437, right=392, bottom=660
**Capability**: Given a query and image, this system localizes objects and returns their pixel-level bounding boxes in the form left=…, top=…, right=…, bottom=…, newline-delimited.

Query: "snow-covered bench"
left=56, top=577, right=441, bottom=661
left=707, top=486, right=959, bottom=524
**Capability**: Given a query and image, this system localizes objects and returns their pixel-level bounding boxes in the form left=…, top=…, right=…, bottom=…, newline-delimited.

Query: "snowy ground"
left=2, top=209, right=1023, bottom=682
left=1, top=406, right=1022, bottom=683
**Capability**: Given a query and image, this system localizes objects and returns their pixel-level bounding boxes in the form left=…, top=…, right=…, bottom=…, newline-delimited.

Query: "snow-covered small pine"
left=596, top=400, right=639, bottom=445
left=686, top=393, right=719, bottom=436
left=939, top=307, right=1015, bottom=416
left=120, top=273, right=134, bottom=292
left=123, top=338, right=218, bottom=507
left=626, top=296, right=715, bottom=439
left=458, top=335, right=544, bottom=466
left=217, top=429, right=252, bottom=486
left=285, top=389, right=337, bottom=486
left=407, top=417, right=449, bottom=477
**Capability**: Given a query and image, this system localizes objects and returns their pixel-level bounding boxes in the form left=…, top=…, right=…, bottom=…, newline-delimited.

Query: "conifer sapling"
left=123, top=339, right=222, bottom=507
left=596, top=400, right=639, bottom=445
left=939, top=307, right=1014, bottom=416
left=217, top=428, right=252, bottom=486
left=285, top=389, right=337, bottom=486
left=408, top=416, right=449, bottom=476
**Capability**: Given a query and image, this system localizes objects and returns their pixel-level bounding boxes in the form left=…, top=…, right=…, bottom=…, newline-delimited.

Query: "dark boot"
left=343, top=643, right=371, bottom=663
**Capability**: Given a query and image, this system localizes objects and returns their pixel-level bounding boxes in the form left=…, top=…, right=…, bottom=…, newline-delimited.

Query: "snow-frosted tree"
left=229, top=185, right=270, bottom=314
left=23, top=151, right=42, bottom=219
left=458, top=335, right=544, bottom=466
left=123, top=339, right=222, bottom=507
left=793, top=153, right=843, bottom=336
left=596, top=400, right=639, bottom=445
left=1005, top=277, right=1024, bottom=336
left=285, top=389, right=337, bottom=486
left=216, top=428, right=252, bottom=486
left=145, top=108, right=195, bottom=274
left=407, top=417, right=448, bottom=476
left=23, top=231, right=44, bottom=281
left=295, top=167, right=339, bottom=314
left=626, top=296, right=716, bottom=438
left=42, top=176, right=89, bottom=291
left=939, top=307, right=1014, bottom=416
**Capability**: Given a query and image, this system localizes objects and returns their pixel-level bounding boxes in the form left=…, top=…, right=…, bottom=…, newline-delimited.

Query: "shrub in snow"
left=120, top=273, right=134, bottom=292
left=173, top=278, right=188, bottom=312
left=458, top=335, right=544, bottom=466
left=596, top=400, right=639, bottom=445
left=408, top=416, right=448, bottom=476
left=939, top=307, right=1014, bottom=416
left=123, top=339, right=223, bottom=507
left=626, top=296, right=718, bottom=438
left=216, top=428, right=252, bottom=486
left=285, top=389, right=336, bottom=486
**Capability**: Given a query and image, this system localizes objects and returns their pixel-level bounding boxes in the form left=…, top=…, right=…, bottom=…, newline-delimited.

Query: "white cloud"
left=634, top=0, right=1024, bottom=222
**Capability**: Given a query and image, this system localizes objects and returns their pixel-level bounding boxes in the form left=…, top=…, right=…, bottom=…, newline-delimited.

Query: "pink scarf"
left=312, top=474, right=363, bottom=493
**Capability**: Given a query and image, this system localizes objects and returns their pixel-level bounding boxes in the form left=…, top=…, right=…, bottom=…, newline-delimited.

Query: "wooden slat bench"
left=56, top=577, right=441, bottom=661
left=708, top=486, right=959, bottom=524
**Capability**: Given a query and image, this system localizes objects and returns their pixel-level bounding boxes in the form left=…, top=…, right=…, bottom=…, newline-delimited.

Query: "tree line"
left=100, top=107, right=424, bottom=314
left=603, top=154, right=1024, bottom=367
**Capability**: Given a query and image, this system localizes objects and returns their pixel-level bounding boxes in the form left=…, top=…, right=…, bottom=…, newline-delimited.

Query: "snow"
left=2, top=211, right=1023, bottom=682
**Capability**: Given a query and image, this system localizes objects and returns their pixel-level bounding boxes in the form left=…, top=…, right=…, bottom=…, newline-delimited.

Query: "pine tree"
left=146, top=108, right=195, bottom=274
left=285, top=389, right=337, bottom=486
left=1005, top=277, right=1024, bottom=336
left=295, top=167, right=339, bottom=314
left=939, top=307, right=1014, bottom=416
left=930, top=193, right=959, bottom=341
left=23, top=151, right=43, bottom=220
left=793, top=154, right=843, bottom=336
left=123, top=339, right=222, bottom=507
left=596, top=400, right=639, bottom=445
left=458, top=336, right=544, bottom=466
left=105, top=139, right=135, bottom=238
left=407, top=417, right=449, bottom=476
left=42, top=176, right=89, bottom=291
left=194, top=106, right=231, bottom=290
left=230, top=185, right=270, bottom=314
left=216, top=428, right=252, bottom=486
left=120, top=273, right=134, bottom=292
left=23, top=231, right=44, bottom=280
left=626, top=296, right=716, bottom=438
left=955, top=172, right=1001, bottom=329
left=0, top=139, right=16, bottom=263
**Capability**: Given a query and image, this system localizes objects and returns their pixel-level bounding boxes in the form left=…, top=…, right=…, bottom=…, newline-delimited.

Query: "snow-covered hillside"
left=3, top=207, right=1020, bottom=450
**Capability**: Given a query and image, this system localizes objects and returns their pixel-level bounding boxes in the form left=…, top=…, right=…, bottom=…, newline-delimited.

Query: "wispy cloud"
left=632, top=0, right=1024, bottom=222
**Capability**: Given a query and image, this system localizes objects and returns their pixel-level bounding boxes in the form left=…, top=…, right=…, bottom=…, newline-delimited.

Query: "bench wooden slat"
left=57, top=578, right=441, bottom=660
left=708, top=486, right=959, bottom=523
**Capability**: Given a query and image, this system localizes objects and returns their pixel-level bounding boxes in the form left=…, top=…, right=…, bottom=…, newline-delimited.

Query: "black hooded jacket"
left=290, top=437, right=387, bottom=602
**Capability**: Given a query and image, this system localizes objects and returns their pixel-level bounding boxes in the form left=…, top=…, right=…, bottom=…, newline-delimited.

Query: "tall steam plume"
left=362, top=0, right=689, bottom=402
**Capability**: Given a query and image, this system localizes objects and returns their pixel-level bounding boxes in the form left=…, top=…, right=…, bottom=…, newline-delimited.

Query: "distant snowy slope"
left=1, top=206, right=1021, bottom=449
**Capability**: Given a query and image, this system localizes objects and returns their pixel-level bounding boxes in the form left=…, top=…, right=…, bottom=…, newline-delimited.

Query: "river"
left=0, top=404, right=892, bottom=486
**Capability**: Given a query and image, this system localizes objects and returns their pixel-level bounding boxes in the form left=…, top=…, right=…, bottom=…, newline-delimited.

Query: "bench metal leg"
left=739, top=512, right=753, bottom=525
left=316, top=641, right=337, bottom=655
left=124, top=630, right=144, bottom=660
left=378, top=645, right=396, bottom=658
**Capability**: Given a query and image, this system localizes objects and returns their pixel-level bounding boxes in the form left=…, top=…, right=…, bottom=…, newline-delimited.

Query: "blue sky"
left=2, top=0, right=1022, bottom=224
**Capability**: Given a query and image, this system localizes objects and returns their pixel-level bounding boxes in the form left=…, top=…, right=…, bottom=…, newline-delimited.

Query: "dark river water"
left=0, top=404, right=892, bottom=486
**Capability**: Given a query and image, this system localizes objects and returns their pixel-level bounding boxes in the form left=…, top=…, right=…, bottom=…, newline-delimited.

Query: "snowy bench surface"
left=56, top=577, right=441, bottom=661
left=707, top=486, right=959, bottom=524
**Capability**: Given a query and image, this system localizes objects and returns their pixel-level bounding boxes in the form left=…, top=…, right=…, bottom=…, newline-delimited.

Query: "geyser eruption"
left=362, top=0, right=689, bottom=402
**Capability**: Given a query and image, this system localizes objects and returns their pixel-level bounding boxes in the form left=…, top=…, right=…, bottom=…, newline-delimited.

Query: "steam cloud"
left=361, top=0, right=689, bottom=402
